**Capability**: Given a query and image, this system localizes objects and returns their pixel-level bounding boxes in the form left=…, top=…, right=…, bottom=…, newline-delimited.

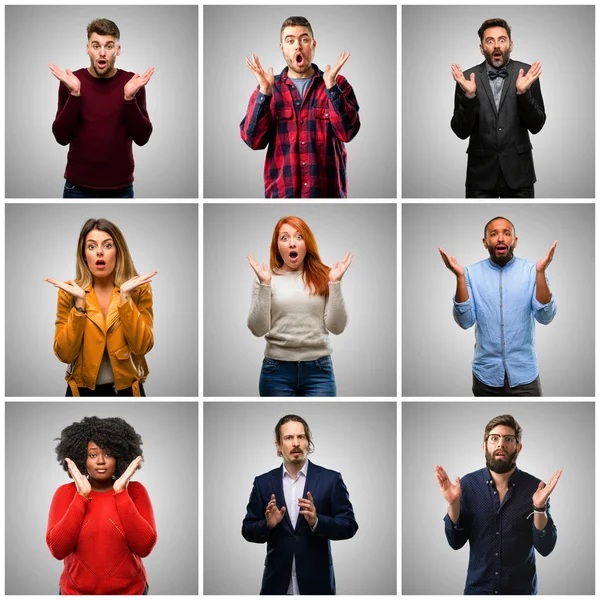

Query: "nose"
left=96, top=453, right=106, bottom=464
left=99, top=46, right=106, bottom=56
left=289, top=238, right=296, bottom=248
left=96, top=247, right=104, bottom=255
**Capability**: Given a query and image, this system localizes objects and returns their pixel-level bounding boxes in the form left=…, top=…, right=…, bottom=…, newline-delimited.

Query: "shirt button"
left=496, top=531, right=499, bottom=535
left=325, top=113, right=329, bottom=117
left=301, top=141, right=305, bottom=145
left=495, top=591, right=499, bottom=594
left=493, top=491, right=497, bottom=494
left=501, top=323, right=504, bottom=326
left=300, top=119, right=304, bottom=124
left=498, top=127, right=502, bottom=131
left=495, top=572, right=499, bottom=576
left=296, top=101, right=300, bottom=106
left=302, top=162, right=306, bottom=166
left=303, top=182, right=308, bottom=187
left=495, top=553, right=498, bottom=556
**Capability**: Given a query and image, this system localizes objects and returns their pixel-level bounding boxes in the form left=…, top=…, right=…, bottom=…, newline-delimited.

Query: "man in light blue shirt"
left=439, top=216, right=557, bottom=396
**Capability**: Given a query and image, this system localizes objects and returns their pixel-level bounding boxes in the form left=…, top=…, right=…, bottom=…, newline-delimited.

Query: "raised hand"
left=298, top=491, right=317, bottom=527
left=113, top=456, right=143, bottom=493
left=435, top=465, right=462, bottom=505
left=438, top=248, right=465, bottom=278
left=323, top=51, right=350, bottom=89
left=536, top=240, right=558, bottom=273
left=265, top=493, right=286, bottom=529
left=329, top=252, right=353, bottom=283
left=120, top=271, right=157, bottom=303
left=247, top=254, right=272, bottom=285
left=532, top=470, right=562, bottom=508
left=65, top=457, right=92, bottom=498
left=245, top=54, right=274, bottom=95
left=451, top=64, right=476, bottom=96
left=49, top=64, right=81, bottom=96
left=516, top=61, right=542, bottom=95
left=124, top=67, right=155, bottom=101
left=46, top=278, right=86, bottom=301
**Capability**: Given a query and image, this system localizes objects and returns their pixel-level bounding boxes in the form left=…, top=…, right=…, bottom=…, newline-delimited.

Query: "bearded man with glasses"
left=434, top=414, right=561, bottom=595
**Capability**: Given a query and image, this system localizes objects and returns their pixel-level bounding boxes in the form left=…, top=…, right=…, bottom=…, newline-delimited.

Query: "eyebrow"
left=86, top=237, right=113, bottom=244
left=284, top=34, right=310, bottom=40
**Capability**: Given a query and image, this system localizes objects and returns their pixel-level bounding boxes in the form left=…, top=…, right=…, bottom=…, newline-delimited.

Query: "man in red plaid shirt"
left=241, top=16, right=360, bottom=198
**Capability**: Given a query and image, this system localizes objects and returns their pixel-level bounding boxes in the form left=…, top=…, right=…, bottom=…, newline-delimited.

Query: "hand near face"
left=438, top=248, right=465, bottom=278
left=323, top=51, right=350, bottom=90
left=245, top=54, right=274, bottom=95
left=120, top=271, right=157, bottom=303
left=46, top=278, right=86, bottom=301
left=247, top=254, right=272, bottom=285
left=265, top=493, right=286, bottom=529
left=434, top=465, right=462, bottom=505
left=532, top=470, right=562, bottom=508
left=451, top=64, right=476, bottom=96
left=65, top=457, right=92, bottom=498
left=113, top=456, right=143, bottom=494
left=329, top=252, right=353, bottom=283
left=49, top=64, right=81, bottom=96
left=298, top=490, right=318, bottom=527
left=516, top=61, right=542, bottom=95
left=536, top=240, right=558, bottom=273
left=124, top=67, right=155, bottom=101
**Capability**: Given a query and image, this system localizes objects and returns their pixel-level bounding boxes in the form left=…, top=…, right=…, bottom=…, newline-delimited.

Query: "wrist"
left=74, top=297, right=86, bottom=310
left=124, top=94, right=135, bottom=101
left=120, top=292, right=130, bottom=304
left=259, top=85, right=272, bottom=95
left=70, top=91, right=81, bottom=97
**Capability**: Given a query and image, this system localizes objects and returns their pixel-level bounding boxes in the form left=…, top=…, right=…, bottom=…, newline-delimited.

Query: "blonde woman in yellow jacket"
left=46, top=218, right=156, bottom=396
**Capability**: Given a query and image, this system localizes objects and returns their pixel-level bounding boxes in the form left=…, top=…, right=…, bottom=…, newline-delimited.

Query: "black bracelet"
left=532, top=504, right=547, bottom=513
left=74, top=306, right=86, bottom=314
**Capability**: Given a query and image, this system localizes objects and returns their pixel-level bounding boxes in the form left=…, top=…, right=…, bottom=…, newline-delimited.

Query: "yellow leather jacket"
left=54, top=284, right=153, bottom=396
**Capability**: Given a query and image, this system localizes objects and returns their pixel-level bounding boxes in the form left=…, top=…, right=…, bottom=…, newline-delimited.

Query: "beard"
left=89, top=56, right=117, bottom=78
left=483, top=47, right=511, bottom=69
left=486, top=447, right=519, bottom=474
left=487, top=243, right=515, bottom=266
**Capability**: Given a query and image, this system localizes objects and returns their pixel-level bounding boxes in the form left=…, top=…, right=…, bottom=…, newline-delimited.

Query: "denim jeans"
left=472, top=373, right=542, bottom=396
left=259, top=356, right=337, bottom=396
left=63, top=180, right=134, bottom=198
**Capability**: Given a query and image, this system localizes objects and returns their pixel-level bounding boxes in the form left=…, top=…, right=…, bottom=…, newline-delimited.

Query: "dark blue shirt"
left=444, top=467, right=557, bottom=595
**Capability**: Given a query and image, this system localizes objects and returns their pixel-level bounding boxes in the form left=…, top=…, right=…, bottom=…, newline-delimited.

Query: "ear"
left=275, top=439, right=281, bottom=456
left=86, top=43, right=90, bottom=57
left=513, top=236, right=518, bottom=249
left=482, top=237, right=489, bottom=250
left=479, top=44, right=485, bottom=56
left=279, top=42, right=284, bottom=53
left=509, top=40, right=514, bottom=53
left=313, top=38, right=317, bottom=51
left=117, top=44, right=121, bottom=57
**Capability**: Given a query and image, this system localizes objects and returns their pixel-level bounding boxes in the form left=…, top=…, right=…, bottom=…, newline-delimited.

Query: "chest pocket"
left=315, top=107, right=331, bottom=140
left=114, top=345, right=131, bottom=361
left=276, top=108, right=294, bottom=135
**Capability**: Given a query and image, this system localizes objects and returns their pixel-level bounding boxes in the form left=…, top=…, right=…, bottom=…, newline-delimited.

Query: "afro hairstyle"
left=55, top=416, right=143, bottom=479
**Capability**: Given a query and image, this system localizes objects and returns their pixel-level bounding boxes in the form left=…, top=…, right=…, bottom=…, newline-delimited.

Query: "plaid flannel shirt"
left=240, top=64, right=360, bottom=198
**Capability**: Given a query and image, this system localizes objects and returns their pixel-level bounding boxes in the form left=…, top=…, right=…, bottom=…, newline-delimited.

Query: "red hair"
left=269, top=216, right=330, bottom=296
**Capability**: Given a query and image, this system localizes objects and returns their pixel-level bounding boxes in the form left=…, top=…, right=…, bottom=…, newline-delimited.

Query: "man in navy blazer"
left=242, top=414, right=358, bottom=595
left=451, top=18, right=546, bottom=198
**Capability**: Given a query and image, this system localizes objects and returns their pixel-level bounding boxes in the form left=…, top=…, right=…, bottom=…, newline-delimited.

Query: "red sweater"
left=46, top=481, right=157, bottom=595
left=52, top=68, right=153, bottom=190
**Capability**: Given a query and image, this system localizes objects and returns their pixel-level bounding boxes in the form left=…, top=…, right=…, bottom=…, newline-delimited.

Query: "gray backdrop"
left=204, top=401, right=397, bottom=595
left=203, top=5, right=396, bottom=198
left=402, top=402, right=594, bottom=595
left=6, top=5, right=198, bottom=198
left=6, top=401, right=198, bottom=595
left=402, top=5, right=595, bottom=198
left=6, top=204, right=198, bottom=397
left=402, top=204, right=594, bottom=396
left=204, top=203, right=397, bottom=397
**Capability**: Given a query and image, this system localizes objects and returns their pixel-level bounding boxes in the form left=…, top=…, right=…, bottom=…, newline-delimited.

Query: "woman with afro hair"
left=247, top=216, right=352, bottom=396
left=46, top=416, right=157, bottom=595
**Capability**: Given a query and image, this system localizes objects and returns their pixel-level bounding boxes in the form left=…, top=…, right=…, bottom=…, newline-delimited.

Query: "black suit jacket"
left=451, top=59, right=546, bottom=190
left=241, top=461, right=358, bottom=595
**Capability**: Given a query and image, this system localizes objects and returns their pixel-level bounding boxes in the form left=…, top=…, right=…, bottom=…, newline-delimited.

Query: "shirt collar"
left=486, top=255, right=516, bottom=271
left=485, top=466, right=522, bottom=487
left=282, top=460, right=309, bottom=481
left=281, top=64, right=323, bottom=83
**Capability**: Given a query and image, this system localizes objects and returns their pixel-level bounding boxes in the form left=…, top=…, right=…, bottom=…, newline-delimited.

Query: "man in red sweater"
left=50, top=18, right=154, bottom=198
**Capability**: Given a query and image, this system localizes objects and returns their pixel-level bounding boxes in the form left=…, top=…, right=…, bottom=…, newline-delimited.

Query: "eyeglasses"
left=487, top=434, right=517, bottom=444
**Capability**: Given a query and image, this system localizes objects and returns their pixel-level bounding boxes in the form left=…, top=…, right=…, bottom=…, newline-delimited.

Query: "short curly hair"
left=55, top=416, right=143, bottom=479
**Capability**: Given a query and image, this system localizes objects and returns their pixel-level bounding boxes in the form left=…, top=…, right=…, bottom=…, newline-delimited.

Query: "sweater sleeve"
left=324, top=282, right=347, bottom=334
left=247, top=279, right=272, bottom=336
left=54, top=289, right=86, bottom=364
left=118, top=284, right=154, bottom=356
left=46, top=484, right=90, bottom=560
left=52, top=83, right=81, bottom=146
left=124, top=85, right=153, bottom=146
left=114, top=482, right=157, bottom=558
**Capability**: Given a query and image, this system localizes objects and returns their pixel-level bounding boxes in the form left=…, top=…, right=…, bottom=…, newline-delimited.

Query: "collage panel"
left=6, top=401, right=199, bottom=595
left=203, top=203, right=397, bottom=397
left=204, top=401, right=397, bottom=594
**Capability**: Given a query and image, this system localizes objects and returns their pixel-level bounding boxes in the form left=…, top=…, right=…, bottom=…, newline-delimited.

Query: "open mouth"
left=97, top=60, right=107, bottom=69
left=289, top=251, right=298, bottom=259
left=295, top=53, right=304, bottom=66
left=493, top=52, right=502, bottom=60
left=96, top=260, right=106, bottom=269
left=495, top=245, right=508, bottom=254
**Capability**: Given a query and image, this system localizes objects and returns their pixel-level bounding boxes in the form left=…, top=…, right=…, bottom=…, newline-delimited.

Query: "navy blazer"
left=242, top=460, right=358, bottom=595
left=451, top=59, right=546, bottom=190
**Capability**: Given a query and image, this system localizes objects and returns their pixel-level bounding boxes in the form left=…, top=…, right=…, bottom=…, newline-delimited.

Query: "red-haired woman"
left=247, top=216, right=352, bottom=396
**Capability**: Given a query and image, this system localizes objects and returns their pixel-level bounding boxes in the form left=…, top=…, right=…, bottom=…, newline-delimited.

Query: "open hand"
left=536, top=240, right=558, bottom=273
left=323, top=51, right=350, bottom=89
left=438, top=248, right=465, bottom=277
left=247, top=254, right=272, bottom=285
left=245, top=54, right=274, bottom=95
left=435, top=465, right=462, bottom=505
left=113, top=456, right=143, bottom=493
left=265, top=493, right=286, bottom=529
left=124, top=67, right=155, bottom=101
left=120, top=271, right=157, bottom=303
left=532, top=470, right=562, bottom=508
left=451, top=64, right=476, bottom=96
left=329, top=252, right=353, bottom=283
left=65, top=457, right=92, bottom=498
left=516, top=61, right=542, bottom=95
left=298, top=491, right=317, bottom=528
left=46, top=278, right=86, bottom=300
left=49, top=64, right=81, bottom=96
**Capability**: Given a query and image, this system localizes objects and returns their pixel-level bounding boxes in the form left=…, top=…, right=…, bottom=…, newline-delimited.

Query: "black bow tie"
left=488, top=68, right=508, bottom=80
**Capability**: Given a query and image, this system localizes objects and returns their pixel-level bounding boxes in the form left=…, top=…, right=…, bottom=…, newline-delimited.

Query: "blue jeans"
left=259, top=356, right=337, bottom=396
left=63, top=180, right=134, bottom=198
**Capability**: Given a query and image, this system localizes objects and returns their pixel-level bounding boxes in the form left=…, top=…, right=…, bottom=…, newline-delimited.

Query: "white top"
left=247, top=270, right=347, bottom=361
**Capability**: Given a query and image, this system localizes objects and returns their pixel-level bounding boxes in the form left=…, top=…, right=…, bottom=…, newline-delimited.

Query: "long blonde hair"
left=75, top=218, right=138, bottom=288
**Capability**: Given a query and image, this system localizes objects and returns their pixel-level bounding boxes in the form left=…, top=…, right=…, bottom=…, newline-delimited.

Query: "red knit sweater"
left=52, top=68, right=153, bottom=190
left=46, top=481, right=157, bottom=595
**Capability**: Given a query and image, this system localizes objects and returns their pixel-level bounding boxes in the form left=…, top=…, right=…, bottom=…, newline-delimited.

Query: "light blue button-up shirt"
left=453, top=256, right=556, bottom=387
